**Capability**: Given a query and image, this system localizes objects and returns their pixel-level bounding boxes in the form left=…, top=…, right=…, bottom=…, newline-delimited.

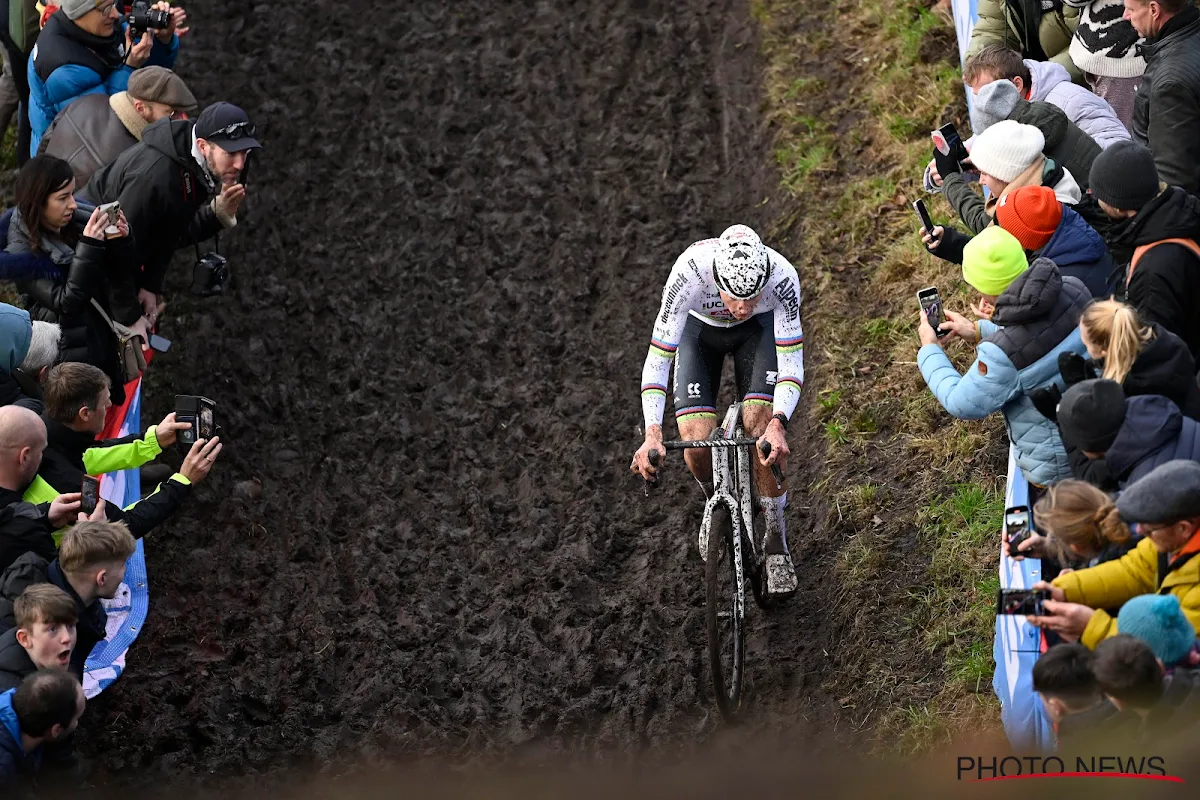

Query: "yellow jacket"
left=1053, top=535, right=1200, bottom=649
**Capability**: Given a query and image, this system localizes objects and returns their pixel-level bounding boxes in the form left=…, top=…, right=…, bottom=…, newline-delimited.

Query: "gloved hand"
left=1031, top=385, right=1063, bottom=422
left=933, top=145, right=961, bottom=181
left=1058, top=352, right=1096, bottom=387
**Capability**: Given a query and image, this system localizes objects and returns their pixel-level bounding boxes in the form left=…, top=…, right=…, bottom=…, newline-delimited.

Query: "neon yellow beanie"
left=961, top=226, right=1028, bottom=296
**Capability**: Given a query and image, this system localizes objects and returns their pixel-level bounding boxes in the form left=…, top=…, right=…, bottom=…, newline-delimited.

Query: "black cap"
left=1057, top=378, right=1127, bottom=453
left=194, top=102, right=262, bottom=153
left=1088, top=141, right=1159, bottom=212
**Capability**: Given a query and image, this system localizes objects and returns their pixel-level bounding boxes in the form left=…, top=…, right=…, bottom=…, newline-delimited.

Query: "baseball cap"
left=194, top=102, right=262, bottom=153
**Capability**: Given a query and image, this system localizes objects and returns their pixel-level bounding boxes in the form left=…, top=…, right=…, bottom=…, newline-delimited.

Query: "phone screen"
left=148, top=334, right=172, bottom=353
left=81, top=477, right=100, bottom=514
left=997, top=589, right=1047, bottom=616
left=1005, top=510, right=1030, bottom=540
left=199, top=406, right=213, bottom=438
left=917, top=288, right=947, bottom=338
left=913, top=200, right=935, bottom=233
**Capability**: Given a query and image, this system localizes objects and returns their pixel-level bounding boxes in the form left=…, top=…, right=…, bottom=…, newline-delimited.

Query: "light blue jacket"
left=919, top=259, right=1092, bottom=486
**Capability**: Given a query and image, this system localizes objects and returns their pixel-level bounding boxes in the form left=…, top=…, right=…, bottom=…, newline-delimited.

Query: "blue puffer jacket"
left=1038, top=207, right=1118, bottom=299
left=0, top=687, right=40, bottom=788
left=919, top=258, right=1091, bottom=486
left=1105, top=395, right=1200, bottom=488
left=27, top=12, right=177, bottom=156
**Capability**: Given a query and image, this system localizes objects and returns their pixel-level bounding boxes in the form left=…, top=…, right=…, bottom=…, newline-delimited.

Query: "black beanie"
left=1088, top=141, right=1160, bottom=211
left=1058, top=378, right=1127, bottom=453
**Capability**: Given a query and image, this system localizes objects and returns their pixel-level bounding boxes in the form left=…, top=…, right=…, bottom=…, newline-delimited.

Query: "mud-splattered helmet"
left=712, top=224, right=770, bottom=300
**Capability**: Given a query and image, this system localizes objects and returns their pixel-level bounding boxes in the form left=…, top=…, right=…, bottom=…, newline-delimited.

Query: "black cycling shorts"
left=672, top=312, right=777, bottom=420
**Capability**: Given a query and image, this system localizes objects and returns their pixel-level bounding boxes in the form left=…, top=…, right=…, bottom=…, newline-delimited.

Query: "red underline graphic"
left=973, top=772, right=1185, bottom=784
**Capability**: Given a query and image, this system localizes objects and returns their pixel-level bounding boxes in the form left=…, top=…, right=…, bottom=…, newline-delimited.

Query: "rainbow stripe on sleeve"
left=776, top=376, right=803, bottom=392
left=775, top=335, right=804, bottom=355
left=649, top=337, right=678, bottom=359
left=641, top=383, right=668, bottom=397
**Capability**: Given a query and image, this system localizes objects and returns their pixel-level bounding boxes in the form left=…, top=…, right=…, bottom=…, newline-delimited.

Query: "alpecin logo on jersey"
left=773, top=280, right=799, bottom=323
left=660, top=273, right=688, bottom=324
left=687, top=258, right=701, bottom=279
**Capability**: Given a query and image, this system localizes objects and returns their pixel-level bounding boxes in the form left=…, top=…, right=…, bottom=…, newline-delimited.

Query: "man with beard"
left=82, top=102, right=261, bottom=324
left=27, top=0, right=185, bottom=156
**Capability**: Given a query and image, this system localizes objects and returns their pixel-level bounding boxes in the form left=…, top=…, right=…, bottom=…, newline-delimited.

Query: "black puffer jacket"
left=0, top=629, right=35, bottom=694
left=83, top=118, right=226, bottom=296
left=1132, top=7, right=1200, bottom=194
left=1118, top=324, right=1200, bottom=420
left=1104, top=395, right=1200, bottom=488
left=1112, top=188, right=1200, bottom=361
left=1010, top=98, right=1101, bottom=192
left=3, top=208, right=134, bottom=404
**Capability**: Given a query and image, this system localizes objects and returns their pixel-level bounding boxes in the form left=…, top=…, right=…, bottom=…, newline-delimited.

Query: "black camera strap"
left=194, top=234, right=221, bottom=262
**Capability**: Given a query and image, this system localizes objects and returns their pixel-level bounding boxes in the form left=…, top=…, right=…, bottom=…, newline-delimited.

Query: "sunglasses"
left=204, top=121, right=256, bottom=141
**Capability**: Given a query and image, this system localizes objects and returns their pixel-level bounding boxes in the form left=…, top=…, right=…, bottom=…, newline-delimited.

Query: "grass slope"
left=754, top=0, right=1008, bottom=752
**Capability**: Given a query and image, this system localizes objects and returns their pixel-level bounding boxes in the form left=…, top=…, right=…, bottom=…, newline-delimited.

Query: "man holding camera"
left=27, top=0, right=186, bottom=156
left=83, top=101, right=261, bottom=326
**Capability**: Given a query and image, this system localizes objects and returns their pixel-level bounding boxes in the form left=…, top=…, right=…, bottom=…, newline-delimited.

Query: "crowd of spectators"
left=0, top=2, right=256, bottom=793
left=919, top=0, right=1200, bottom=749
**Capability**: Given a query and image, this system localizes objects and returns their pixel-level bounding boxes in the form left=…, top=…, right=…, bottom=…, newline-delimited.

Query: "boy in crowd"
left=1032, top=643, right=1128, bottom=747
left=0, top=585, right=77, bottom=692
left=1092, top=635, right=1165, bottom=720
left=0, top=669, right=85, bottom=791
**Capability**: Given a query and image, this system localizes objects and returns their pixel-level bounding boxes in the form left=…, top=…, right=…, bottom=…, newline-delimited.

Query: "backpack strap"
left=1128, top=237, right=1200, bottom=288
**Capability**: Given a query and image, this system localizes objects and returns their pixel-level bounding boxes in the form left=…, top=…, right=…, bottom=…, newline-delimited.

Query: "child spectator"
left=1118, top=594, right=1200, bottom=669
left=1030, top=460, right=1200, bottom=647
left=1057, top=379, right=1200, bottom=489
left=1007, top=479, right=1136, bottom=566
left=1032, top=643, right=1124, bottom=746
left=1092, top=634, right=1165, bottom=715
left=0, top=669, right=85, bottom=792
left=917, top=226, right=1090, bottom=490
left=0, top=584, right=77, bottom=693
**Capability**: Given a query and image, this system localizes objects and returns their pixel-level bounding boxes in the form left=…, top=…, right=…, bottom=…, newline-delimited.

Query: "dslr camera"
left=123, top=1, right=172, bottom=35
left=175, top=395, right=221, bottom=454
left=190, top=252, right=230, bottom=296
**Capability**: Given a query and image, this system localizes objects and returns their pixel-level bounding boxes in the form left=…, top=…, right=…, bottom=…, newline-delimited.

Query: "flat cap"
left=1117, top=460, right=1200, bottom=525
left=127, top=67, right=198, bottom=114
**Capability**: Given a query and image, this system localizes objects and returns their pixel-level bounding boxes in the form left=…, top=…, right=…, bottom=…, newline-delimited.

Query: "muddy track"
left=72, top=0, right=850, bottom=790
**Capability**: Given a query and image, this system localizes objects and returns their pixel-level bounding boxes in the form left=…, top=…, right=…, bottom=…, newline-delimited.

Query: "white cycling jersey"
left=640, top=238, right=805, bottom=429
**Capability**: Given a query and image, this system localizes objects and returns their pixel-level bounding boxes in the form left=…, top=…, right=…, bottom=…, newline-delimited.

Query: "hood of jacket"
left=1105, top=394, right=1184, bottom=475
left=0, top=305, right=32, bottom=375
left=141, top=117, right=201, bottom=171
left=1039, top=207, right=1108, bottom=267
left=1013, top=97, right=1068, bottom=151
left=1118, top=186, right=1200, bottom=248
left=990, top=257, right=1065, bottom=326
left=1026, top=59, right=1073, bottom=103
left=0, top=629, right=32, bottom=692
left=1121, top=324, right=1200, bottom=405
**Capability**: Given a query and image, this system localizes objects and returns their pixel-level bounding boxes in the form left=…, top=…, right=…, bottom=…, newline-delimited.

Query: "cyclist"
left=630, top=224, right=804, bottom=597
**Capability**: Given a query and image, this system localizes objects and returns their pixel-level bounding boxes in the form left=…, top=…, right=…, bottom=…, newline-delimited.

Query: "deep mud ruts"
left=81, top=0, right=845, bottom=788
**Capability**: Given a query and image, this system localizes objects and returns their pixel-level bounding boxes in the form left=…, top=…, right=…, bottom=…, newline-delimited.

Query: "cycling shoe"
left=764, top=551, right=798, bottom=597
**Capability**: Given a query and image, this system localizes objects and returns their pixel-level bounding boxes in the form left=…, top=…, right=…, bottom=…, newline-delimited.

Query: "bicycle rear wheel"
left=706, top=502, right=745, bottom=721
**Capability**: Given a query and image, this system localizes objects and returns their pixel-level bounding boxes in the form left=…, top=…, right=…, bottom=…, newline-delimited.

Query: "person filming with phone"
left=81, top=101, right=262, bottom=326
left=916, top=226, right=1090, bottom=495
left=3, top=155, right=142, bottom=406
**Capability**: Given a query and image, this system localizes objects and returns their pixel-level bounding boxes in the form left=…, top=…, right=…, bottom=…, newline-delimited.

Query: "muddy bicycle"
left=646, top=401, right=784, bottom=721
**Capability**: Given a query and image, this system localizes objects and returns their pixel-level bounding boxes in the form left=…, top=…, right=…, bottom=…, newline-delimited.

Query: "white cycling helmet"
left=713, top=224, right=770, bottom=300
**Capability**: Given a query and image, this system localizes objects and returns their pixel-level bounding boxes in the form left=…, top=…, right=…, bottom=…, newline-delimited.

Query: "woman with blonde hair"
left=1026, top=480, right=1137, bottom=568
left=1079, top=300, right=1200, bottom=419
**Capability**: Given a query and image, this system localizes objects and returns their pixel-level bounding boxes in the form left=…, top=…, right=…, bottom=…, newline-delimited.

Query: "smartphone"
left=97, top=201, right=122, bottom=238
left=81, top=476, right=100, bottom=515
left=916, top=286, right=949, bottom=338
left=176, top=395, right=219, bottom=452
left=913, top=199, right=935, bottom=233
left=148, top=333, right=172, bottom=353
left=931, top=122, right=964, bottom=158
left=997, top=588, right=1050, bottom=616
left=1005, top=505, right=1032, bottom=552
left=239, top=152, right=252, bottom=188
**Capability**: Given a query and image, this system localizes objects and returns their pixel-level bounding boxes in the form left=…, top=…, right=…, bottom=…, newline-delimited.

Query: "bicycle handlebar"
left=661, top=437, right=760, bottom=450
left=643, top=438, right=784, bottom=494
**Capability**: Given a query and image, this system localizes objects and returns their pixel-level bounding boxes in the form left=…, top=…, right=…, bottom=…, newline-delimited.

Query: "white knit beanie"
left=969, top=120, right=1045, bottom=183
left=1069, top=0, right=1146, bottom=78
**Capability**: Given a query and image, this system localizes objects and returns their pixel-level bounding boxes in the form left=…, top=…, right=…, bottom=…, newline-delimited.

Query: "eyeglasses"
left=204, top=121, right=256, bottom=141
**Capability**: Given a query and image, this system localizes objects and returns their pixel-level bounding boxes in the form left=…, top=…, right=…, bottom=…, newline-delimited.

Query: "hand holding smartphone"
left=996, top=588, right=1050, bottom=616
left=80, top=476, right=100, bottom=515
left=1005, top=505, right=1033, bottom=553
left=916, top=286, right=949, bottom=339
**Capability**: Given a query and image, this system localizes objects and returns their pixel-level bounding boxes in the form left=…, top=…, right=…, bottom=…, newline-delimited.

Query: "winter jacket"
left=1120, top=325, right=1200, bottom=419
left=1131, top=7, right=1200, bottom=194
left=942, top=156, right=1081, bottom=234
left=1110, top=188, right=1200, bottom=361
left=1101, top=395, right=1200, bottom=488
left=929, top=207, right=1116, bottom=297
left=27, top=11, right=177, bottom=156
left=0, top=304, right=32, bottom=409
left=39, top=92, right=140, bottom=189
left=0, top=552, right=51, bottom=634
left=83, top=118, right=230, bottom=295
left=1026, top=59, right=1130, bottom=149
left=1009, top=98, right=1102, bottom=192
left=969, top=0, right=1081, bottom=79
left=0, top=687, right=42, bottom=790
left=0, top=629, right=35, bottom=694
left=919, top=258, right=1091, bottom=486
left=1054, top=532, right=1200, bottom=649
left=22, top=416, right=192, bottom=544
left=5, top=208, right=136, bottom=402
left=0, top=485, right=56, bottom=577
left=1144, top=667, right=1200, bottom=740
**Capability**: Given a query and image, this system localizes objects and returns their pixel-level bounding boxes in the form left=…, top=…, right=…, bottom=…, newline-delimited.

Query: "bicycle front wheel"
left=706, top=502, right=745, bottom=722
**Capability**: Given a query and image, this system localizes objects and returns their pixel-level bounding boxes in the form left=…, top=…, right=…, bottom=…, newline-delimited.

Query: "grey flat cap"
left=128, top=67, right=198, bottom=114
left=1117, top=460, right=1200, bottom=525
